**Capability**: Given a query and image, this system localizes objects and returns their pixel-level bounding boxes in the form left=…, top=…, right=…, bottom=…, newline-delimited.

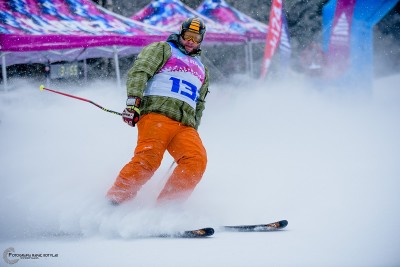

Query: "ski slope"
left=1, top=74, right=400, bottom=266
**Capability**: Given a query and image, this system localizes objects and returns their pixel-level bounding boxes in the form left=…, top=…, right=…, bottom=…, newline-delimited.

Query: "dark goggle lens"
left=182, top=32, right=202, bottom=43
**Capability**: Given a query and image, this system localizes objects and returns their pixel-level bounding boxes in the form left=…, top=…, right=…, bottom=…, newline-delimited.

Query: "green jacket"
left=126, top=34, right=210, bottom=130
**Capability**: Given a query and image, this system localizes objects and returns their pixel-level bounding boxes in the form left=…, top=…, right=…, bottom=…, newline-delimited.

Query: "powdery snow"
left=1, top=74, right=400, bottom=267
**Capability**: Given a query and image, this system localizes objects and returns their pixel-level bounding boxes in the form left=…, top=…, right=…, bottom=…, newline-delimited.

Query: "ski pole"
left=39, top=85, right=122, bottom=116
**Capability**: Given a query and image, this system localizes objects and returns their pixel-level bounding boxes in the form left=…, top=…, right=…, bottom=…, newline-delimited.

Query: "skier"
left=107, top=18, right=209, bottom=205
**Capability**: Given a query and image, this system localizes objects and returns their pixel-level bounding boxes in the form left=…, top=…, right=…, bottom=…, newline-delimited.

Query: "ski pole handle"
left=39, top=85, right=122, bottom=116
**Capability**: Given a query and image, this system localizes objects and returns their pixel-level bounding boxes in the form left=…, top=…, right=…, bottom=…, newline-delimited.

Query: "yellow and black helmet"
left=180, top=17, right=206, bottom=41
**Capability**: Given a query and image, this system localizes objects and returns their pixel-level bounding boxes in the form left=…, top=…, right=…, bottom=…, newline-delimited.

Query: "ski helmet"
left=180, top=17, right=206, bottom=42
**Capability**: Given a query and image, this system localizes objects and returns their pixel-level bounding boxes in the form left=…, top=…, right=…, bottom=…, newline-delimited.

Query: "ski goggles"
left=181, top=31, right=203, bottom=44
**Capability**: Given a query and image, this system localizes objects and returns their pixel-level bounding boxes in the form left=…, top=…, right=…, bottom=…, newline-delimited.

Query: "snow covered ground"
left=1, top=73, right=400, bottom=267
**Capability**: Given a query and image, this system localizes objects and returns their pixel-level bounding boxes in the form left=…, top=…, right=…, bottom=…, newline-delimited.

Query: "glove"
left=122, top=96, right=141, bottom=127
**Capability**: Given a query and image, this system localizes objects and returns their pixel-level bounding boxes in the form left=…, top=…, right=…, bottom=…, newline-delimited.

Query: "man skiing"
left=107, top=18, right=209, bottom=205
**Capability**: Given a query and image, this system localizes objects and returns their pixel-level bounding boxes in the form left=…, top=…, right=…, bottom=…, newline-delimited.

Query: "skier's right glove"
left=122, top=96, right=141, bottom=127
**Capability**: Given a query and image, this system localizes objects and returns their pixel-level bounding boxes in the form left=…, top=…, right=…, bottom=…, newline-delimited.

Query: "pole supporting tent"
left=1, top=52, right=9, bottom=91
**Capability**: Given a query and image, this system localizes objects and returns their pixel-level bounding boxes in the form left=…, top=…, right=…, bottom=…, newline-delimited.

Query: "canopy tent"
left=130, top=0, right=258, bottom=77
left=196, top=0, right=268, bottom=41
left=197, top=0, right=291, bottom=76
left=0, top=0, right=168, bottom=64
left=130, top=0, right=247, bottom=44
left=0, top=0, right=169, bottom=90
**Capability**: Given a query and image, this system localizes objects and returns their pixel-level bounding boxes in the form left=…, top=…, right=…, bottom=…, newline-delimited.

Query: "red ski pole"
left=39, top=85, right=122, bottom=116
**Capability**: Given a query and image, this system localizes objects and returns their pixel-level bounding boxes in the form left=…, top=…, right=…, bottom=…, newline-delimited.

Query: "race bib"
left=144, top=42, right=205, bottom=109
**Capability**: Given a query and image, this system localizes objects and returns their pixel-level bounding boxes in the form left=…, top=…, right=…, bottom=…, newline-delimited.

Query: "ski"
left=221, top=220, right=288, bottom=232
left=158, top=227, right=215, bottom=238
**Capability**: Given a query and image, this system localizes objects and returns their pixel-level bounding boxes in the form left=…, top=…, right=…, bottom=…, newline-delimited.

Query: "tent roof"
left=131, top=0, right=247, bottom=44
left=0, top=0, right=169, bottom=65
left=196, top=0, right=268, bottom=40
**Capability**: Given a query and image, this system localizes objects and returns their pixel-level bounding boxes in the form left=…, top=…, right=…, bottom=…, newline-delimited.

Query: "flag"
left=260, top=0, right=283, bottom=79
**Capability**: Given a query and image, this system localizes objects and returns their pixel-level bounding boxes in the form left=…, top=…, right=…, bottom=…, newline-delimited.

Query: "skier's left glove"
left=122, top=96, right=141, bottom=127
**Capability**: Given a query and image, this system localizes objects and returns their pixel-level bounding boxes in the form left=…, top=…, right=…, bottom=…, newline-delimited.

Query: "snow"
left=1, top=73, right=400, bottom=267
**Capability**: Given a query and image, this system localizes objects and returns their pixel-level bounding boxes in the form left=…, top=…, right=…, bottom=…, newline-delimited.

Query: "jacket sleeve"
left=194, top=66, right=210, bottom=130
left=126, top=42, right=170, bottom=98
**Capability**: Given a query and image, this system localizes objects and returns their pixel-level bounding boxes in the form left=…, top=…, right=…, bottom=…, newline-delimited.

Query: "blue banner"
left=322, top=0, right=398, bottom=89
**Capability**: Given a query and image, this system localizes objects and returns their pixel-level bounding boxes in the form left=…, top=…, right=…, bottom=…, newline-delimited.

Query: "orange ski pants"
left=107, top=113, right=207, bottom=204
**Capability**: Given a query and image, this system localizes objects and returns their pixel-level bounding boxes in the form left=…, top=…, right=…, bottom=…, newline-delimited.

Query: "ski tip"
left=222, top=220, right=288, bottom=232
left=39, top=85, right=45, bottom=91
left=205, top=227, right=215, bottom=236
left=279, top=220, right=288, bottom=228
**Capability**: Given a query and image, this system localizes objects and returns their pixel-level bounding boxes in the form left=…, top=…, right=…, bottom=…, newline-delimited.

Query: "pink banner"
left=260, top=0, right=283, bottom=79
left=326, top=0, right=356, bottom=76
